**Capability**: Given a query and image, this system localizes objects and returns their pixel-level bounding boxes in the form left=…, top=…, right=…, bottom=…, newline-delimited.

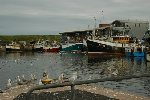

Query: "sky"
left=0, top=0, right=149, bottom=35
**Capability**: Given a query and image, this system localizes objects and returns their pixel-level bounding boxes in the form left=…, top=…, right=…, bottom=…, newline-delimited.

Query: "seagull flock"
left=6, top=73, right=37, bottom=89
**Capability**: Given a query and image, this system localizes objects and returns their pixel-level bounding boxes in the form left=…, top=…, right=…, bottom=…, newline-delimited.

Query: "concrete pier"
left=0, top=84, right=150, bottom=100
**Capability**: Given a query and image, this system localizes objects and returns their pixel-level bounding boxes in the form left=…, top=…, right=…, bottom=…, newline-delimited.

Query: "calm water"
left=0, top=52, right=150, bottom=97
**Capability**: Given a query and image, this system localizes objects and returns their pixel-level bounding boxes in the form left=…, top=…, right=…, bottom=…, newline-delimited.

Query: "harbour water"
left=0, top=52, right=150, bottom=97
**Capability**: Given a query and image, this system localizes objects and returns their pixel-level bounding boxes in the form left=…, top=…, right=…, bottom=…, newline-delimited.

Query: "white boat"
left=33, top=40, right=44, bottom=52
left=6, top=41, right=21, bottom=51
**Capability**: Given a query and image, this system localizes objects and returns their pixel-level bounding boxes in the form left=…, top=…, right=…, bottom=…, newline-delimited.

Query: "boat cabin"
left=111, top=36, right=133, bottom=43
left=59, top=30, right=92, bottom=44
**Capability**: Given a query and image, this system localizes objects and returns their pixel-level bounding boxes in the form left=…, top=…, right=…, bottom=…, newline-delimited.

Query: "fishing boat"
left=42, top=40, right=51, bottom=52
left=50, top=46, right=60, bottom=52
left=125, top=44, right=145, bottom=57
left=33, top=40, right=44, bottom=52
left=50, top=41, right=60, bottom=52
left=43, top=46, right=60, bottom=52
left=6, top=41, right=21, bottom=51
left=87, top=26, right=130, bottom=55
left=42, top=40, right=60, bottom=52
left=59, top=30, right=92, bottom=52
left=86, top=25, right=146, bottom=57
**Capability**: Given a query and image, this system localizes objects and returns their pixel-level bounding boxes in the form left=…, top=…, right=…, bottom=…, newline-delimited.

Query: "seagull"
left=7, top=79, right=12, bottom=88
left=38, top=79, right=43, bottom=85
left=69, top=72, right=78, bottom=82
left=58, top=73, right=65, bottom=83
left=112, top=69, right=119, bottom=76
left=17, top=76, right=21, bottom=82
left=30, top=63, right=33, bottom=66
left=31, top=74, right=37, bottom=81
left=22, top=74, right=27, bottom=82
left=17, top=75, right=31, bottom=85
left=88, top=75, right=92, bottom=80
left=16, top=76, right=24, bottom=85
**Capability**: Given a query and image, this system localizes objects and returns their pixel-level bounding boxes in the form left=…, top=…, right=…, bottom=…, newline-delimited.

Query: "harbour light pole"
left=100, top=10, right=104, bottom=24
left=93, top=16, right=96, bottom=28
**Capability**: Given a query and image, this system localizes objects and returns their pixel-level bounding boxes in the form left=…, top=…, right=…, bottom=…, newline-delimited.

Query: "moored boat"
left=50, top=46, right=60, bottom=52
left=33, top=40, right=44, bottom=52
left=125, top=44, right=145, bottom=57
left=42, top=40, right=60, bottom=52
left=87, top=24, right=146, bottom=57
left=59, top=30, right=91, bottom=52
left=87, top=25, right=130, bottom=55
left=6, top=41, right=21, bottom=52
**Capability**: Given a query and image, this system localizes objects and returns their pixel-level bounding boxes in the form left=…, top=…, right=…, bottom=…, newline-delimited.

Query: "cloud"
left=0, top=0, right=149, bottom=35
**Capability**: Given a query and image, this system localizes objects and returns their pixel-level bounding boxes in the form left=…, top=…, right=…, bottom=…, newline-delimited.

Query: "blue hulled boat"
left=125, top=45, right=145, bottom=57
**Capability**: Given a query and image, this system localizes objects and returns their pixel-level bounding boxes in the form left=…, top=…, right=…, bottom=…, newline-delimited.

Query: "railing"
left=26, top=74, right=150, bottom=100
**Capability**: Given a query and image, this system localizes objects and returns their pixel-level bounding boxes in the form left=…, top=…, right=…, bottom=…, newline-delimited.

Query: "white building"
left=112, top=20, right=149, bottom=39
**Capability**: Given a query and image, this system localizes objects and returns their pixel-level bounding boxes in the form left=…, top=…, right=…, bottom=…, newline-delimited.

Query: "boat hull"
left=50, top=47, right=59, bottom=52
left=125, top=52, right=145, bottom=57
left=61, top=43, right=87, bottom=52
left=86, top=40, right=124, bottom=55
left=6, top=48, right=21, bottom=52
left=33, top=47, right=43, bottom=52
left=6, top=45, right=21, bottom=52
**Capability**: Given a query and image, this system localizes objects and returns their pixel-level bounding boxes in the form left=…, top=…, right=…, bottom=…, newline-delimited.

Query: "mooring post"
left=71, top=84, right=75, bottom=100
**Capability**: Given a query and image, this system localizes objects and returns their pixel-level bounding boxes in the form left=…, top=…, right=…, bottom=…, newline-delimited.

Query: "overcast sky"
left=0, top=0, right=149, bottom=35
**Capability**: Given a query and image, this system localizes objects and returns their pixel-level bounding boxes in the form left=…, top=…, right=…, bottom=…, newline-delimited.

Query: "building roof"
left=59, top=29, right=92, bottom=34
left=112, top=20, right=149, bottom=24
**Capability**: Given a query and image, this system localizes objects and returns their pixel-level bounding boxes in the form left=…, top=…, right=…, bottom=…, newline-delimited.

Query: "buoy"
left=41, top=79, right=53, bottom=85
left=41, top=71, right=53, bottom=85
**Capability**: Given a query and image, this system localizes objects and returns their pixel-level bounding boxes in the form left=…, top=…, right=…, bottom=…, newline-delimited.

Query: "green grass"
left=0, top=35, right=60, bottom=43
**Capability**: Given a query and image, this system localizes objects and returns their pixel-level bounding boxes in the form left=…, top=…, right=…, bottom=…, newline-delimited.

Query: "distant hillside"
left=0, top=35, right=60, bottom=43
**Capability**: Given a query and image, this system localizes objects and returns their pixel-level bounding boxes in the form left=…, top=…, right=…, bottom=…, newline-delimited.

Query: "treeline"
left=0, top=35, right=60, bottom=43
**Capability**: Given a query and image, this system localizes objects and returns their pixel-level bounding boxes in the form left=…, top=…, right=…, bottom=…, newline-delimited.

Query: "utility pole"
left=93, top=17, right=96, bottom=39
left=101, top=10, right=104, bottom=23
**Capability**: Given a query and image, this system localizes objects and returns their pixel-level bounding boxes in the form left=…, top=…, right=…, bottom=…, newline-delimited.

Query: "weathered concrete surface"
left=0, top=85, right=35, bottom=100
left=0, top=84, right=150, bottom=100
left=76, top=85, right=150, bottom=100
